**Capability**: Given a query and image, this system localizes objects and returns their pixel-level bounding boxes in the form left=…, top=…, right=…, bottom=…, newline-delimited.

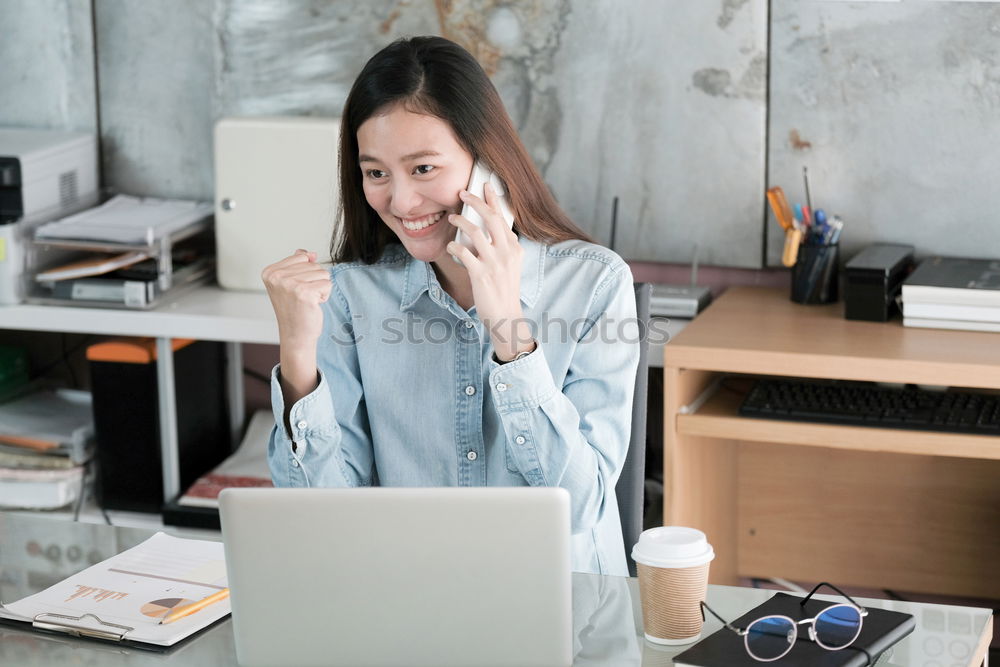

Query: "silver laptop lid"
left=219, top=487, right=572, bottom=667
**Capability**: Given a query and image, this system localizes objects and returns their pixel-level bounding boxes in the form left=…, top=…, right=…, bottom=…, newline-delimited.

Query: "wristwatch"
left=494, top=342, right=536, bottom=365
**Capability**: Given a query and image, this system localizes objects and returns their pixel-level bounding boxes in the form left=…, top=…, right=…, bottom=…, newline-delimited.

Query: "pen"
left=814, top=208, right=827, bottom=228
left=159, top=588, right=230, bottom=625
left=813, top=209, right=827, bottom=244
left=829, top=218, right=844, bottom=245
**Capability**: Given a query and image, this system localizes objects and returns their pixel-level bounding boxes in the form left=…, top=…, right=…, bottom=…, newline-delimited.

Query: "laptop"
left=218, top=487, right=572, bottom=667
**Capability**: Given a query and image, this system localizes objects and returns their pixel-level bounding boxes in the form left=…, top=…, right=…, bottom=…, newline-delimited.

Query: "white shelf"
left=0, top=285, right=278, bottom=344
left=0, top=285, right=278, bottom=504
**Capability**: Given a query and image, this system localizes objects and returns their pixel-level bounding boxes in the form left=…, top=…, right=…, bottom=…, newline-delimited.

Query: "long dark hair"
left=333, top=35, right=595, bottom=264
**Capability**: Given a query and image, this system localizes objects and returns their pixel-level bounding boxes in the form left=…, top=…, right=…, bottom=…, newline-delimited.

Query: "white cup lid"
left=631, top=526, right=715, bottom=569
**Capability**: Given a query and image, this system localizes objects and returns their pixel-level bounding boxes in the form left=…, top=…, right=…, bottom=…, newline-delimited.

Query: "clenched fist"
left=262, top=249, right=332, bottom=348
left=262, top=249, right=332, bottom=406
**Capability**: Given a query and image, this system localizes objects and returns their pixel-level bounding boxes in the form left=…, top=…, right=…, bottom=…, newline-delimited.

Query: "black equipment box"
left=843, top=243, right=915, bottom=321
left=87, top=338, right=230, bottom=513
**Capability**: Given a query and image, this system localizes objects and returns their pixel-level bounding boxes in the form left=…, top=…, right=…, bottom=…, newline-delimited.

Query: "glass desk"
left=0, top=513, right=992, bottom=666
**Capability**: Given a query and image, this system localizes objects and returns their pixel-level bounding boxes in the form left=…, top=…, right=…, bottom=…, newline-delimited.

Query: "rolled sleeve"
left=267, top=364, right=339, bottom=487
left=266, top=278, right=375, bottom=488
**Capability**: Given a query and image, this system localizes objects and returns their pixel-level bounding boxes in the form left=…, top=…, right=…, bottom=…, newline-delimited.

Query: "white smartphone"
left=453, top=160, right=515, bottom=264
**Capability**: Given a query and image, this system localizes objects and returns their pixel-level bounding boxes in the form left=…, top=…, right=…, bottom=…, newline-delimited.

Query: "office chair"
left=616, top=282, right=650, bottom=577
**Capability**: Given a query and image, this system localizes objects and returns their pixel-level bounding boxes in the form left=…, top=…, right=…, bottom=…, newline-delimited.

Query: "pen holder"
left=791, top=243, right=839, bottom=304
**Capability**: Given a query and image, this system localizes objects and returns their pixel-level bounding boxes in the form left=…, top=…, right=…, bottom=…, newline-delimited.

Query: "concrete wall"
left=0, top=0, right=97, bottom=132
left=3, top=1, right=997, bottom=269
left=767, top=0, right=1000, bottom=266
left=94, top=0, right=215, bottom=199
left=1, top=0, right=768, bottom=267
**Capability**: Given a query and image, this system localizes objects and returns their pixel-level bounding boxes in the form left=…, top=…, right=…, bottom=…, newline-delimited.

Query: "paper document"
left=0, top=532, right=230, bottom=647
left=35, top=250, right=152, bottom=282
left=35, top=195, right=213, bottom=245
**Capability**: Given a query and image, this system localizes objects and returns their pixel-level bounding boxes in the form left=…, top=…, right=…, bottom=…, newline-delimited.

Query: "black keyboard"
left=739, top=378, right=1000, bottom=436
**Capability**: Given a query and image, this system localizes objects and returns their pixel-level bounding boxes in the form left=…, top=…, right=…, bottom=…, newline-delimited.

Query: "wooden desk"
left=663, top=286, right=1000, bottom=598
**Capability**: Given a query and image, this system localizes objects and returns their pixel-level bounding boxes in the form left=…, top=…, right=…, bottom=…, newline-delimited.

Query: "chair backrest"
left=617, top=282, right=651, bottom=577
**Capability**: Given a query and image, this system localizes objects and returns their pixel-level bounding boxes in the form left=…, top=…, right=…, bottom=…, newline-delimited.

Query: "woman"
left=262, top=36, right=639, bottom=576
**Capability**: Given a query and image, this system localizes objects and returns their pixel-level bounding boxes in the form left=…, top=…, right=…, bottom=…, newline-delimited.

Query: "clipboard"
left=0, top=532, right=231, bottom=650
left=34, top=611, right=135, bottom=640
left=0, top=606, right=231, bottom=653
left=0, top=606, right=144, bottom=650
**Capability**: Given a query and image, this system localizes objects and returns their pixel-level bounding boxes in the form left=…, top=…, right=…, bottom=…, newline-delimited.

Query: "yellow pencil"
left=159, top=588, right=230, bottom=625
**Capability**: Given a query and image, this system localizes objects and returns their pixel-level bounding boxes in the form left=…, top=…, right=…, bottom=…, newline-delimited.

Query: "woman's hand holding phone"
left=261, top=249, right=332, bottom=402
left=446, top=184, right=534, bottom=362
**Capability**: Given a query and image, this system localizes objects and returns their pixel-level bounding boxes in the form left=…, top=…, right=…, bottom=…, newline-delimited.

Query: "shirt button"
left=431, top=287, right=440, bottom=298
left=464, top=320, right=475, bottom=328
left=515, top=435, right=526, bottom=445
left=292, top=459, right=300, bottom=467
left=466, top=451, right=478, bottom=461
left=296, top=420, right=307, bottom=430
left=496, top=382, right=507, bottom=392
left=465, top=385, right=476, bottom=396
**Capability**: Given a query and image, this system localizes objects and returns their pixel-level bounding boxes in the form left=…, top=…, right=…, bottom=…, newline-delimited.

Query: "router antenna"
left=609, top=196, right=619, bottom=252
left=691, top=243, right=700, bottom=287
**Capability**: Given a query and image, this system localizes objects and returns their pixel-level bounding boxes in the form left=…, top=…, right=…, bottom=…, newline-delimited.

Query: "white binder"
left=213, top=117, right=342, bottom=292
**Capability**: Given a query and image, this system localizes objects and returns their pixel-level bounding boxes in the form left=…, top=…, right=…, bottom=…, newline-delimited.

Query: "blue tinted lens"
left=747, top=616, right=795, bottom=660
left=815, top=605, right=861, bottom=648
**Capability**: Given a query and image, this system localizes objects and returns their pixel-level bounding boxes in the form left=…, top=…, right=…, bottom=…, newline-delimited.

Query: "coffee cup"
left=631, top=526, right=715, bottom=645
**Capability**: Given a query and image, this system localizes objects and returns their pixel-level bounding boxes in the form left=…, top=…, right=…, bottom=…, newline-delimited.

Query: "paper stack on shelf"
left=0, top=388, right=94, bottom=509
left=28, top=194, right=216, bottom=309
left=902, top=257, right=1000, bottom=332
left=34, top=195, right=213, bottom=245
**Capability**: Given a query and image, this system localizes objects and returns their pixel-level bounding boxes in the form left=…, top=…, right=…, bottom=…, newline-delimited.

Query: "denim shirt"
left=268, top=235, right=639, bottom=576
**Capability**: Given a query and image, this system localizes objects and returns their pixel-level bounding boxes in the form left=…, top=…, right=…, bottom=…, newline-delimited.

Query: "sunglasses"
left=701, top=582, right=869, bottom=662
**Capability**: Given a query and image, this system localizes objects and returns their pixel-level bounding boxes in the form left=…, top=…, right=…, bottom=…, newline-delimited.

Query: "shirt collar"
left=399, top=235, right=545, bottom=312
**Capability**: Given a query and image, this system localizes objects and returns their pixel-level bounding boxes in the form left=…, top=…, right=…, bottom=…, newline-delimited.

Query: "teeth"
left=401, top=211, right=444, bottom=231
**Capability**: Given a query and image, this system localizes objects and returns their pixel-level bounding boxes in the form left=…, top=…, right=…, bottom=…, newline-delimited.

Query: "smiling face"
left=357, top=104, right=475, bottom=264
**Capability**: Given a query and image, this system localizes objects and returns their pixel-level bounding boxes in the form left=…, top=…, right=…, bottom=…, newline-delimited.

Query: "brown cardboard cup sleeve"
left=631, top=527, right=715, bottom=645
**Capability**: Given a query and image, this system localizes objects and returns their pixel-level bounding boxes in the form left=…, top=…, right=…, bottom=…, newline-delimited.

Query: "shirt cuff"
left=270, top=364, right=337, bottom=447
left=488, top=344, right=558, bottom=413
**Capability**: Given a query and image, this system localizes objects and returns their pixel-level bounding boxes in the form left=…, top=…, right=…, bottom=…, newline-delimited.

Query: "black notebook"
left=674, top=593, right=915, bottom=667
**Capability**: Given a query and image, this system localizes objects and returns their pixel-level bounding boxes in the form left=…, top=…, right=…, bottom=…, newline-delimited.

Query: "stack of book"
left=0, top=389, right=94, bottom=510
left=902, top=257, right=1000, bottom=332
